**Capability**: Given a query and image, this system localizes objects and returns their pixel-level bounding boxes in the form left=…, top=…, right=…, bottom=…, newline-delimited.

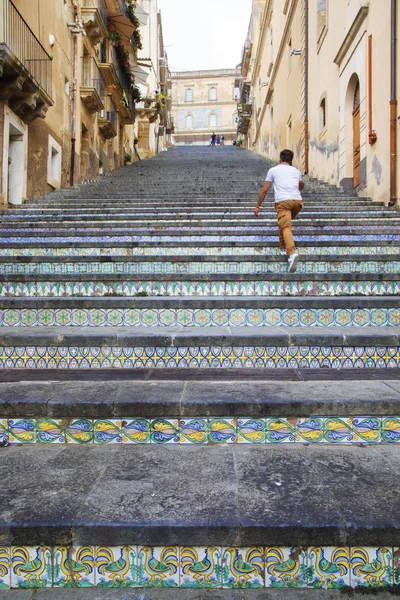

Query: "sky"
left=157, top=0, right=253, bottom=72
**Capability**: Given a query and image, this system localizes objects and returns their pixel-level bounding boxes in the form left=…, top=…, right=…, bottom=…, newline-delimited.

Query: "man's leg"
left=289, top=200, right=304, bottom=253
left=276, top=201, right=296, bottom=256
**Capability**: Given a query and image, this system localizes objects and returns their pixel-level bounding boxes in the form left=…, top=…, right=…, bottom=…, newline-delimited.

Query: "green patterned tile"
left=179, top=419, right=208, bottom=445
left=94, top=420, right=123, bottom=444
left=53, top=546, right=95, bottom=588
left=237, top=418, right=266, bottom=443
left=0, top=547, right=10, bottom=589
left=307, top=547, right=350, bottom=589
left=324, top=418, right=354, bottom=444
left=151, top=419, right=179, bottom=444
left=296, top=418, right=325, bottom=443
left=65, top=419, right=93, bottom=444
left=222, top=547, right=264, bottom=589
left=96, top=546, right=137, bottom=587
left=265, top=547, right=307, bottom=588
left=265, top=418, right=297, bottom=443
left=180, top=547, right=222, bottom=588
left=208, top=418, right=236, bottom=444
left=36, top=419, right=65, bottom=443
left=11, top=547, right=52, bottom=588
left=382, top=417, right=400, bottom=443
left=8, top=419, right=36, bottom=444
left=137, top=546, right=179, bottom=587
left=352, top=417, right=381, bottom=443
left=121, top=419, right=151, bottom=444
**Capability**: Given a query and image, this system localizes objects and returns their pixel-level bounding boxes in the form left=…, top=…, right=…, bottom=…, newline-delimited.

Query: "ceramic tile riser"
left=1, top=147, right=400, bottom=594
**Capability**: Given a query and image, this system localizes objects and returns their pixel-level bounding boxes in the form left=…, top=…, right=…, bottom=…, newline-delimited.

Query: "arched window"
left=209, top=87, right=217, bottom=101
left=186, top=114, right=193, bottom=129
left=209, top=113, right=217, bottom=128
left=185, top=88, right=193, bottom=102
left=319, top=96, right=326, bottom=130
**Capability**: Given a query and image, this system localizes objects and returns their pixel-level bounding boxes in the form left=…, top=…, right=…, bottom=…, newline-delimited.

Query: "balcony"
left=81, top=0, right=108, bottom=45
left=99, top=109, right=117, bottom=139
left=0, top=0, right=53, bottom=121
left=106, top=0, right=141, bottom=44
left=237, top=102, right=253, bottom=135
left=80, top=57, right=104, bottom=113
left=98, top=41, right=119, bottom=88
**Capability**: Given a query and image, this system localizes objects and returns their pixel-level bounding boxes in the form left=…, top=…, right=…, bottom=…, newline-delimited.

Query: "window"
left=317, top=0, right=328, bottom=44
left=185, top=88, right=193, bottom=102
left=64, top=78, right=70, bottom=96
left=319, top=97, right=327, bottom=131
left=209, top=87, right=217, bottom=101
left=209, top=113, right=217, bottom=128
left=286, top=116, right=292, bottom=148
left=186, top=114, right=193, bottom=129
left=47, top=135, right=62, bottom=190
left=233, top=87, right=240, bottom=100
left=234, top=113, right=239, bottom=126
left=288, top=38, right=292, bottom=72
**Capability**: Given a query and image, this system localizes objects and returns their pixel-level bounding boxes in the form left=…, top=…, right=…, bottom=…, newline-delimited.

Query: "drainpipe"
left=304, top=0, right=309, bottom=174
left=69, top=1, right=81, bottom=187
left=368, top=35, right=377, bottom=145
left=389, top=0, right=397, bottom=206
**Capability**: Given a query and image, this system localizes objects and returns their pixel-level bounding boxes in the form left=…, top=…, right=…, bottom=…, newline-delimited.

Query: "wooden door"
left=353, top=83, right=361, bottom=188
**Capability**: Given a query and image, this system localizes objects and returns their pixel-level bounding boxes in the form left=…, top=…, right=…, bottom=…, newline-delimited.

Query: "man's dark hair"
left=280, top=149, right=294, bottom=165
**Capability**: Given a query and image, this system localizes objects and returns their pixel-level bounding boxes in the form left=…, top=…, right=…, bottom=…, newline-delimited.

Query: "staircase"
left=0, top=146, right=400, bottom=596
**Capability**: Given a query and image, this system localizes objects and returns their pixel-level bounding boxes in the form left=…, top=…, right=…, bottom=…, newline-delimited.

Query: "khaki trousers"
left=275, top=200, right=304, bottom=256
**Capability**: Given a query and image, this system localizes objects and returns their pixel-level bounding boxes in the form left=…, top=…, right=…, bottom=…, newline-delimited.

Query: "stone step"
left=0, top=326, right=398, bottom=369
left=1, top=446, right=400, bottom=562
left=1, top=243, right=399, bottom=255
left=6, top=206, right=390, bottom=215
left=1, top=296, right=399, bottom=328
left=1, top=273, right=399, bottom=297
left=2, top=218, right=400, bottom=231
left=1, top=374, right=400, bottom=418
left=0, top=256, right=398, bottom=276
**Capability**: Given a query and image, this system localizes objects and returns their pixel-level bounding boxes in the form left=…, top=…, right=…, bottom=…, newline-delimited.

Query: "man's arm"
left=254, top=181, right=272, bottom=217
left=299, top=180, right=305, bottom=191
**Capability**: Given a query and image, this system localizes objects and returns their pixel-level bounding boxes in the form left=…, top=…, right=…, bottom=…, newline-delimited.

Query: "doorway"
left=7, top=123, right=26, bottom=205
left=352, top=81, right=361, bottom=188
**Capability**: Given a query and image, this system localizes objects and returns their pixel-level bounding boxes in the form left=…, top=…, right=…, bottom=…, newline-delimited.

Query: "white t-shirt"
left=266, top=164, right=303, bottom=202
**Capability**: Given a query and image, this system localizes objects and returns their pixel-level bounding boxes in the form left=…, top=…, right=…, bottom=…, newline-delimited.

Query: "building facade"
left=171, top=68, right=241, bottom=145
left=0, top=0, right=170, bottom=206
left=133, top=0, right=172, bottom=158
left=239, top=0, right=399, bottom=205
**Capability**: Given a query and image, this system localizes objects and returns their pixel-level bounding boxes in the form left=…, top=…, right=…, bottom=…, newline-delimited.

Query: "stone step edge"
left=0, top=326, right=399, bottom=347
left=1, top=379, right=400, bottom=419
left=3, top=241, right=399, bottom=248
left=2, top=273, right=399, bottom=282
left=2, top=296, right=399, bottom=309
left=0, top=254, right=397, bottom=264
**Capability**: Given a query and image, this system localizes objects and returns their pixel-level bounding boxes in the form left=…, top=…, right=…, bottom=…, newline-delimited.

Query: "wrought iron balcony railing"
left=0, top=0, right=52, bottom=98
left=81, top=56, right=104, bottom=98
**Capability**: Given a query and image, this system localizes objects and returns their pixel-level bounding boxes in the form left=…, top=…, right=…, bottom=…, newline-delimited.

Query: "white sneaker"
left=280, top=249, right=287, bottom=256
left=288, top=253, right=299, bottom=273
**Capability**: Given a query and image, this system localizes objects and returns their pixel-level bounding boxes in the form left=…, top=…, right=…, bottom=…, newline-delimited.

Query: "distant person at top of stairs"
left=211, top=132, right=216, bottom=147
left=254, top=149, right=305, bottom=273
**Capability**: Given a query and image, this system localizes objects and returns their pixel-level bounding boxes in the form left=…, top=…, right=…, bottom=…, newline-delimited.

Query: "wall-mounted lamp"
left=290, top=49, right=302, bottom=56
left=49, top=34, right=55, bottom=47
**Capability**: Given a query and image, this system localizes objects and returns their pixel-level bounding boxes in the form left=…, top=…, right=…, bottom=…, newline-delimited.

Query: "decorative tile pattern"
left=0, top=245, right=398, bottom=257
left=2, top=545, right=400, bottom=588
left=222, top=547, right=264, bottom=589
left=5, top=416, right=400, bottom=445
left=1, top=280, right=400, bottom=298
left=2, top=307, right=400, bottom=327
left=53, top=546, right=95, bottom=588
left=351, top=547, right=393, bottom=587
left=0, top=547, right=10, bottom=589
left=308, top=547, right=350, bottom=589
left=11, top=547, right=52, bottom=589
left=96, top=547, right=137, bottom=587
left=1, top=260, right=400, bottom=275
left=180, top=547, right=222, bottom=588
left=0, top=345, right=399, bottom=369
left=137, top=546, right=179, bottom=588
left=265, top=547, right=307, bottom=588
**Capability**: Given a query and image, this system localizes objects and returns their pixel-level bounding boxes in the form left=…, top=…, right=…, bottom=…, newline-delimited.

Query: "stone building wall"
left=242, top=0, right=400, bottom=205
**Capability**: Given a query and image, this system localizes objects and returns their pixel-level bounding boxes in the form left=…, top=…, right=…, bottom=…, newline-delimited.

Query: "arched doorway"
left=352, top=80, right=361, bottom=187
left=345, top=74, right=361, bottom=189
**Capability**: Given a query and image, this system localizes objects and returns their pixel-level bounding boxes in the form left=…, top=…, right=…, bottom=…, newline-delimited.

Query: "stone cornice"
left=171, top=68, right=241, bottom=80
left=334, top=6, right=369, bottom=65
